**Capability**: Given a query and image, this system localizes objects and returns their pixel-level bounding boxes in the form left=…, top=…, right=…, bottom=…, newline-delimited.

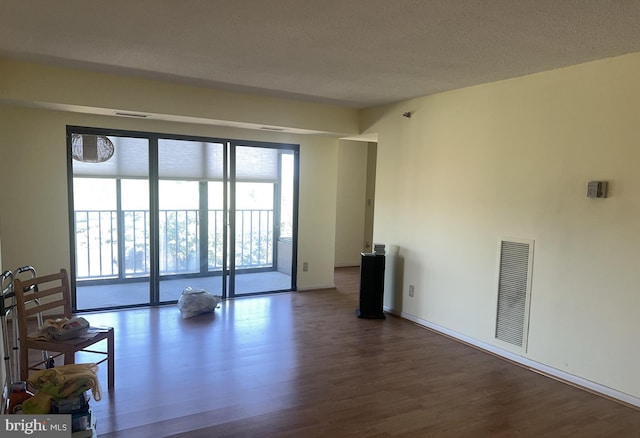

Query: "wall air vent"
left=114, top=112, right=149, bottom=118
left=259, top=126, right=285, bottom=132
left=495, top=238, right=534, bottom=350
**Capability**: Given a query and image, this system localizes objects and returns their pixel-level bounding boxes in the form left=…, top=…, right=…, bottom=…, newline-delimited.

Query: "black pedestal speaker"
left=356, top=253, right=386, bottom=319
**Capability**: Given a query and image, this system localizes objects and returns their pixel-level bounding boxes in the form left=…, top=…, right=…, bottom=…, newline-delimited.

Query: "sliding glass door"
left=157, top=139, right=227, bottom=302
left=230, top=144, right=297, bottom=296
left=68, top=128, right=298, bottom=311
left=71, top=134, right=150, bottom=309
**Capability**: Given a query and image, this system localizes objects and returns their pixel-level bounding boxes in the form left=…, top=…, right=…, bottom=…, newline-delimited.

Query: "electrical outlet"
left=408, top=285, right=415, bottom=297
left=303, top=262, right=309, bottom=272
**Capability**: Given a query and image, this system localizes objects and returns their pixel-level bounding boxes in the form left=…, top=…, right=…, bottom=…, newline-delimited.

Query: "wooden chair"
left=13, top=268, right=114, bottom=388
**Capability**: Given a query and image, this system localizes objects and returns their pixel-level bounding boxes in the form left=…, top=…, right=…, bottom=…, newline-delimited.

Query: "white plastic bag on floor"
left=177, top=287, right=222, bottom=319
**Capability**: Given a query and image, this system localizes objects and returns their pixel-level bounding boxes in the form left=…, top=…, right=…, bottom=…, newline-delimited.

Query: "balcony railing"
left=74, top=209, right=274, bottom=280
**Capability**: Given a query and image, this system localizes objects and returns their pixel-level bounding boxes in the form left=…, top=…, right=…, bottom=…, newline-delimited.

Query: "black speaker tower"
left=356, top=252, right=386, bottom=319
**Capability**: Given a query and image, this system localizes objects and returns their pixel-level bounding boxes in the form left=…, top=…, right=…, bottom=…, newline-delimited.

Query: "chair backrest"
left=13, top=269, right=72, bottom=342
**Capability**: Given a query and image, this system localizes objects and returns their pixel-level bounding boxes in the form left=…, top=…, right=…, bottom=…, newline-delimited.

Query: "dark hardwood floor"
left=74, top=267, right=640, bottom=437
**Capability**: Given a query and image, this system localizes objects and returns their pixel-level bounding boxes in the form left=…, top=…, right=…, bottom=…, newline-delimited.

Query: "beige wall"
left=0, top=59, right=359, bottom=137
left=334, top=140, right=368, bottom=267
left=297, top=135, right=339, bottom=289
left=362, top=52, right=640, bottom=400
left=0, top=105, right=339, bottom=291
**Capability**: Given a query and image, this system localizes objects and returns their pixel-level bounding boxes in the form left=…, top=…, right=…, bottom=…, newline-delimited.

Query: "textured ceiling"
left=1, top=0, right=640, bottom=108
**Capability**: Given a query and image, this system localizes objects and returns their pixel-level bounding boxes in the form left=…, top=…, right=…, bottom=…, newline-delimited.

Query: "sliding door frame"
left=67, top=125, right=299, bottom=310
left=226, top=139, right=300, bottom=298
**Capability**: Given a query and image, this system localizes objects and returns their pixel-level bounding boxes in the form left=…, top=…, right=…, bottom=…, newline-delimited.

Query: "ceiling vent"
left=494, top=238, right=534, bottom=350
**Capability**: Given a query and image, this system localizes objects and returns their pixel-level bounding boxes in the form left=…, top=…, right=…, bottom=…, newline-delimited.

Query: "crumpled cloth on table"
left=22, top=363, right=102, bottom=414
left=27, top=317, right=70, bottom=340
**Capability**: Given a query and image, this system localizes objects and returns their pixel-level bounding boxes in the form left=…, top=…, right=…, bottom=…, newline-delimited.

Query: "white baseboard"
left=384, top=306, right=640, bottom=409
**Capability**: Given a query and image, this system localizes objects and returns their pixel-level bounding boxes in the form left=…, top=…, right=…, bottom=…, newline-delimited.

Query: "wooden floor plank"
left=72, top=267, right=640, bottom=437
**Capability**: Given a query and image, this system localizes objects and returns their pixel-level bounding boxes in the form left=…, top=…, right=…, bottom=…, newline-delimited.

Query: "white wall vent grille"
left=495, top=239, right=534, bottom=350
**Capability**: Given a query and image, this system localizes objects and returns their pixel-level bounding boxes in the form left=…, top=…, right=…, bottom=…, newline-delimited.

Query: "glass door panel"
left=276, top=152, right=295, bottom=276
left=235, top=182, right=274, bottom=269
left=207, top=181, right=225, bottom=273
left=232, top=145, right=296, bottom=296
left=72, top=134, right=150, bottom=310
left=158, top=180, right=200, bottom=275
left=121, top=179, right=150, bottom=279
left=158, top=139, right=225, bottom=301
left=73, top=178, right=117, bottom=280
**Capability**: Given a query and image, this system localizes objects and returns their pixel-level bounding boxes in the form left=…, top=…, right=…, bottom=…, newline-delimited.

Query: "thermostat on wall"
left=587, top=181, right=607, bottom=198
